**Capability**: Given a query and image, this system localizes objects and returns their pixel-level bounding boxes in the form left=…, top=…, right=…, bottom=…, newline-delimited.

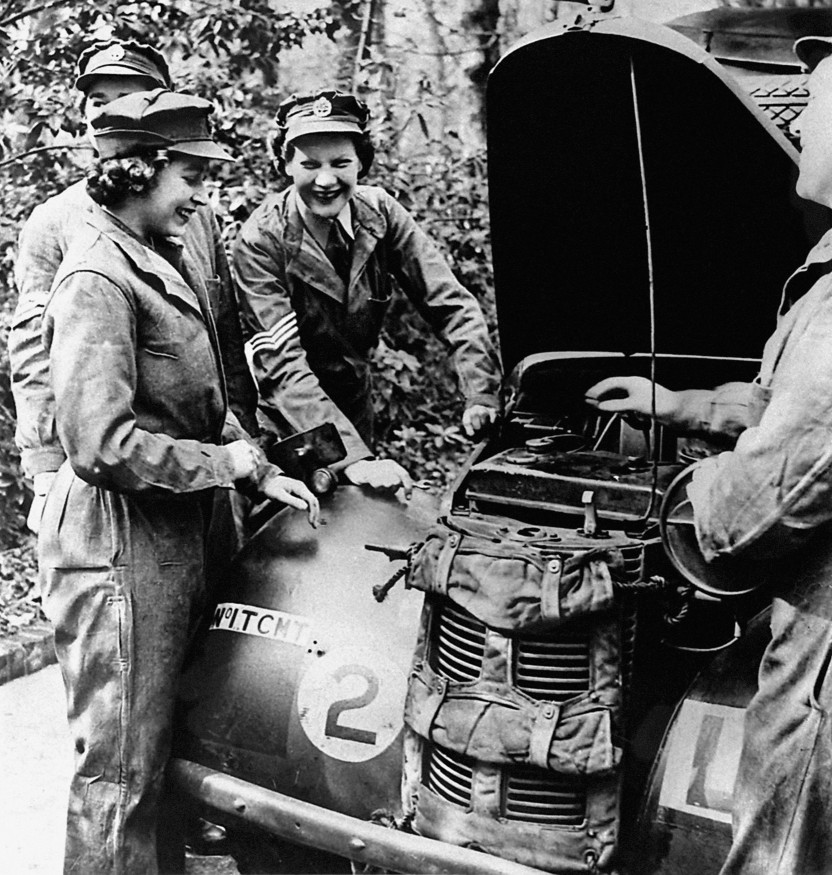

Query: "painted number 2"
left=324, top=664, right=379, bottom=745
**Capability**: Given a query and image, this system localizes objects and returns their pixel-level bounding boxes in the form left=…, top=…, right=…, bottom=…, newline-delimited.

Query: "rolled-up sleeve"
left=44, top=270, right=237, bottom=494
left=688, top=295, right=832, bottom=561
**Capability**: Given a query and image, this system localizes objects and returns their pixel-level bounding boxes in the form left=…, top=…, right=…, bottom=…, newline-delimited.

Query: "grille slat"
left=515, top=634, right=592, bottom=702
left=424, top=747, right=473, bottom=806
left=505, top=767, right=586, bottom=826
left=434, top=603, right=487, bottom=682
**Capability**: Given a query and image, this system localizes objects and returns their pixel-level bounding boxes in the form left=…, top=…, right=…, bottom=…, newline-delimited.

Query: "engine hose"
left=611, top=574, right=670, bottom=594
left=663, top=583, right=696, bottom=628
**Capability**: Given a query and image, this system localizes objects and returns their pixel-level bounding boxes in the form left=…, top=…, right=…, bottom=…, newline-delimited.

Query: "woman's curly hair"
left=268, top=128, right=375, bottom=179
left=86, top=148, right=170, bottom=207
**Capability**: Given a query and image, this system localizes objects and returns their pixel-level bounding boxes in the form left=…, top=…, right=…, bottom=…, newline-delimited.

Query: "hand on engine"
left=585, top=376, right=679, bottom=424
left=345, top=459, right=414, bottom=499
left=462, top=403, right=498, bottom=439
left=260, top=475, right=321, bottom=527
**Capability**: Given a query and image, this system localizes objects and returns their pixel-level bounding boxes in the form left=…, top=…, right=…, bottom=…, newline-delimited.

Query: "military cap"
left=794, top=35, right=832, bottom=73
left=91, top=89, right=234, bottom=161
left=75, top=40, right=172, bottom=92
left=276, top=90, right=370, bottom=145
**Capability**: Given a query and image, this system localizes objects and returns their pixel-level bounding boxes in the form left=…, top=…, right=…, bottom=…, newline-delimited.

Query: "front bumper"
left=169, top=758, right=544, bottom=874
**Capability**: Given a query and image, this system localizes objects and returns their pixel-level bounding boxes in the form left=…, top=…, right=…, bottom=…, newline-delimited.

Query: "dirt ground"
left=0, top=536, right=42, bottom=639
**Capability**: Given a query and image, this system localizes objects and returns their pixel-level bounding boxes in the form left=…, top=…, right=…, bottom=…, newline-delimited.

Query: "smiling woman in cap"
left=36, top=89, right=319, bottom=875
left=86, top=89, right=234, bottom=239
left=10, top=40, right=259, bottom=547
left=233, top=88, right=502, bottom=496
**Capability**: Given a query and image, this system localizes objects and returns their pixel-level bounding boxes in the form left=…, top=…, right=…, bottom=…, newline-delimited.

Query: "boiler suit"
left=232, top=186, right=501, bottom=465
left=38, top=205, right=264, bottom=874
left=10, top=178, right=259, bottom=481
left=673, top=228, right=832, bottom=874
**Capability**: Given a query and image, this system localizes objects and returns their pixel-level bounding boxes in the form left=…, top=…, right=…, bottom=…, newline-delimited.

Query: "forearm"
left=388, top=209, right=501, bottom=406
left=670, top=383, right=763, bottom=439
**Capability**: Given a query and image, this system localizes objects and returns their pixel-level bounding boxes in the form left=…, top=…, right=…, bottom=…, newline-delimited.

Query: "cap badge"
left=312, top=96, right=332, bottom=118
left=105, top=45, right=126, bottom=61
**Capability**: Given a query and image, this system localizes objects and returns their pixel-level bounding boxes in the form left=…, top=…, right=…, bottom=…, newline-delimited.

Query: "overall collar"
left=281, top=186, right=385, bottom=303
left=89, top=206, right=204, bottom=317
left=779, top=226, right=832, bottom=316
left=86, top=205, right=228, bottom=405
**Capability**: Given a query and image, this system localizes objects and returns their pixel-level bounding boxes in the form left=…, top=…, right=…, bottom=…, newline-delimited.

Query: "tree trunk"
left=462, top=0, right=500, bottom=133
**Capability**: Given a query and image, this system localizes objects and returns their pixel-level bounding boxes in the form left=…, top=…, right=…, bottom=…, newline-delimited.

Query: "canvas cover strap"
left=404, top=659, right=620, bottom=775
left=407, top=518, right=620, bottom=632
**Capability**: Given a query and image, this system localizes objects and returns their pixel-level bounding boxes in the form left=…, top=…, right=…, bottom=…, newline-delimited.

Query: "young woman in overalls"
left=38, top=88, right=319, bottom=874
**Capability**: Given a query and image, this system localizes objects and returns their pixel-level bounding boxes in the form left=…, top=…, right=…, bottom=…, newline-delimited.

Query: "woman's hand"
left=585, top=376, right=679, bottom=424
left=344, top=459, right=413, bottom=498
left=225, top=440, right=262, bottom=480
left=260, top=475, right=321, bottom=527
left=462, top=403, right=498, bottom=439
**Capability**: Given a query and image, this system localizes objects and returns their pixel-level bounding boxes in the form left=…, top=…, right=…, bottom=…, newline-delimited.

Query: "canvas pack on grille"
left=401, top=514, right=643, bottom=873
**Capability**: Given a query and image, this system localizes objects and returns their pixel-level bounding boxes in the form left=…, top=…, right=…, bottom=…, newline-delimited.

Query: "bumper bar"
left=169, top=758, right=544, bottom=875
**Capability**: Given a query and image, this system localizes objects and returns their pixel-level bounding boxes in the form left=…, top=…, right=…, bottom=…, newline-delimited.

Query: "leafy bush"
left=0, top=0, right=499, bottom=541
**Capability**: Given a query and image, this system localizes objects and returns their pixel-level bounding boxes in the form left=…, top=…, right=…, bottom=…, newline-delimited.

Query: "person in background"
left=9, top=39, right=258, bottom=534
left=233, top=90, right=502, bottom=496
left=586, top=34, right=832, bottom=874
left=39, top=88, right=319, bottom=875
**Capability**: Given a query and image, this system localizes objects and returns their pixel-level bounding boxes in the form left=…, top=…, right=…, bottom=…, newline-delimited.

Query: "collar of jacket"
left=280, top=187, right=386, bottom=304
left=86, top=205, right=207, bottom=319
left=83, top=204, right=229, bottom=410
left=779, top=226, right=832, bottom=316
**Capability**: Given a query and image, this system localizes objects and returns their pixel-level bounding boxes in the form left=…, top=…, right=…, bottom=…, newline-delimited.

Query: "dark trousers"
left=720, top=581, right=832, bottom=874
left=39, top=466, right=213, bottom=874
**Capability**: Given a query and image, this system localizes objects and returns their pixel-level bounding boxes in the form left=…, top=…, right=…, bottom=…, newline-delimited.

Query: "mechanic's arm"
left=232, top=220, right=412, bottom=496
left=381, top=193, right=502, bottom=439
left=687, top=301, right=832, bottom=562
left=585, top=376, right=762, bottom=440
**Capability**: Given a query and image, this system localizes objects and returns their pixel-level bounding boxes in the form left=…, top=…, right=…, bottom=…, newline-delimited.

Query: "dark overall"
left=233, top=185, right=501, bottom=465
left=39, top=207, right=241, bottom=874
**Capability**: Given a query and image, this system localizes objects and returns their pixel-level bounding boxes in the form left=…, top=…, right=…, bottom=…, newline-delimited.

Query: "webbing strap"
left=434, top=531, right=461, bottom=596
left=540, top=556, right=563, bottom=621
left=528, top=701, right=561, bottom=769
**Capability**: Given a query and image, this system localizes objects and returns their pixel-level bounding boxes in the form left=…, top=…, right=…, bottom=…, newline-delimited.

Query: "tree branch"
left=0, top=142, right=92, bottom=171
left=0, top=0, right=70, bottom=30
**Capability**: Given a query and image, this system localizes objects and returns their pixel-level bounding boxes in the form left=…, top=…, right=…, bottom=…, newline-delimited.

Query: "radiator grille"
left=424, top=745, right=473, bottom=807
left=423, top=746, right=587, bottom=827
left=515, top=631, right=591, bottom=702
left=432, top=602, right=486, bottom=682
left=504, top=765, right=586, bottom=826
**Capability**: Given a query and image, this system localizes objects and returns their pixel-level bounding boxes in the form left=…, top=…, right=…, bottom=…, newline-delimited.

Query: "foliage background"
left=0, top=0, right=775, bottom=548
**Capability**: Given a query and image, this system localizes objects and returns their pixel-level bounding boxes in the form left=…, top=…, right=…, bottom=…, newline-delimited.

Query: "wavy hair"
left=86, top=149, right=170, bottom=207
